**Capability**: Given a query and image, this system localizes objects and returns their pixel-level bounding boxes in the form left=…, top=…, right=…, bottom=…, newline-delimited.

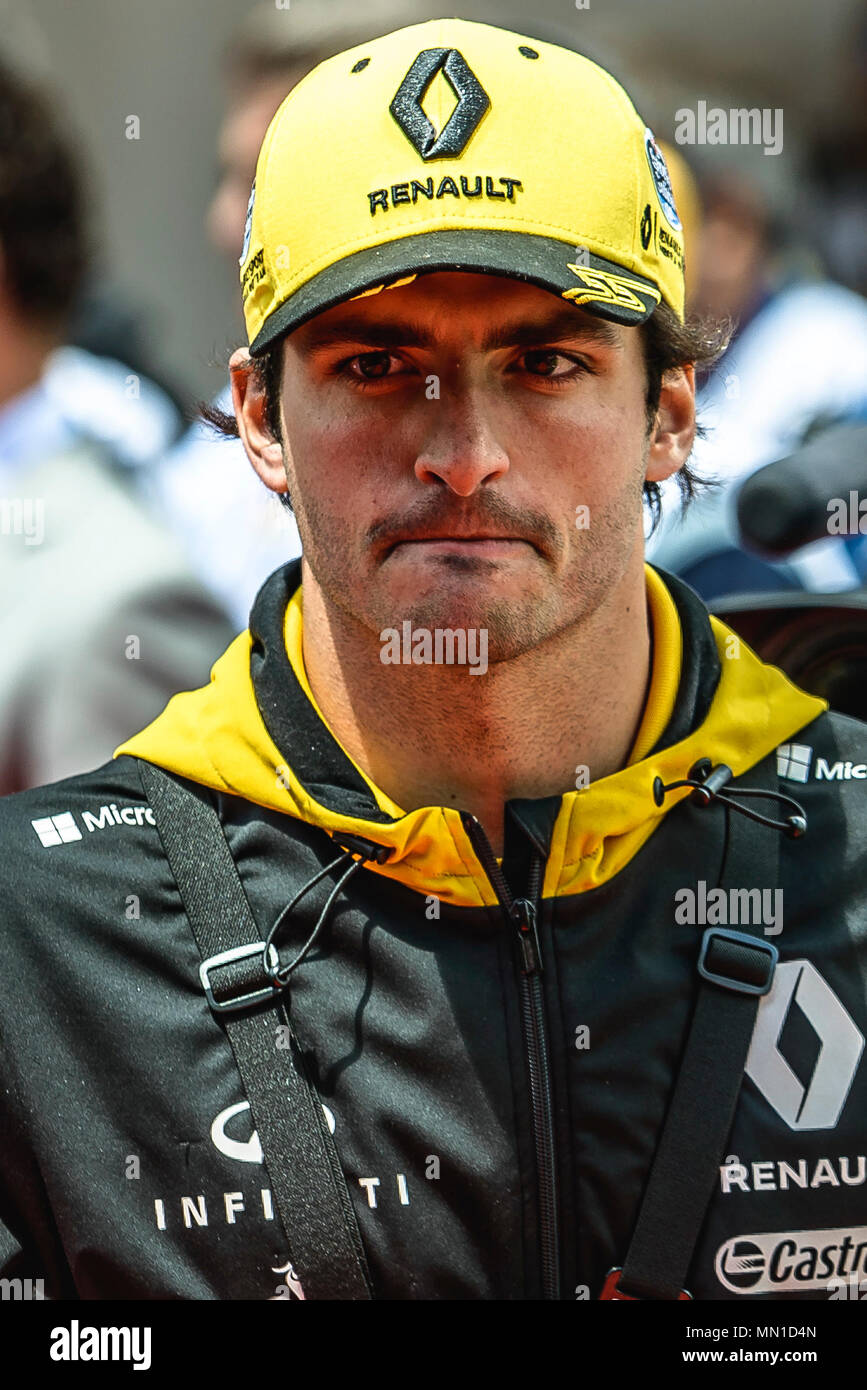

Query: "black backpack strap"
left=137, top=759, right=373, bottom=1301
left=604, top=754, right=788, bottom=1300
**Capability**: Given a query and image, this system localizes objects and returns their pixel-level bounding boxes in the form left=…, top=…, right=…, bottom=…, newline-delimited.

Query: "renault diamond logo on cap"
left=390, top=48, right=490, bottom=160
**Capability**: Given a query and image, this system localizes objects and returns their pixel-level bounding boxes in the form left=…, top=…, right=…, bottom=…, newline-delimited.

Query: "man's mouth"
left=385, top=534, right=531, bottom=558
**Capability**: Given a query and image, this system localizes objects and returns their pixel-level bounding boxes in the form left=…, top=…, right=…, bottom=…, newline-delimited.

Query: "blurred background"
left=1, top=0, right=866, bottom=792
left=5, top=0, right=865, bottom=400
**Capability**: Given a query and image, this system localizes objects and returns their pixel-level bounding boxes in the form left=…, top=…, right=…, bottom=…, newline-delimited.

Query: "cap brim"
left=248, top=228, right=663, bottom=355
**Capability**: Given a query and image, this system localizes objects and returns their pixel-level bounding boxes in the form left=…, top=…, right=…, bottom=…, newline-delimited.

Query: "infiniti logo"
left=210, top=1100, right=336, bottom=1164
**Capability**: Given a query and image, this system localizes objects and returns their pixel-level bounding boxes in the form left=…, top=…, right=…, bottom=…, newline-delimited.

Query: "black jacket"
left=1, top=560, right=865, bottom=1300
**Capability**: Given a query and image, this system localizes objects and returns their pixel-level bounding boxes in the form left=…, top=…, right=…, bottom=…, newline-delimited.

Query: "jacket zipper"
left=461, top=812, right=561, bottom=1300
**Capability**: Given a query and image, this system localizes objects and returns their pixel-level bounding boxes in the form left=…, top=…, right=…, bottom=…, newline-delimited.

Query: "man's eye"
left=347, top=351, right=402, bottom=380
left=520, top=349, right=587, bottom=378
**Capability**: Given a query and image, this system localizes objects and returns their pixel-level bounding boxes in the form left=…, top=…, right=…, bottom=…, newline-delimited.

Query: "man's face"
left=244, top=272, right=693, bottom=664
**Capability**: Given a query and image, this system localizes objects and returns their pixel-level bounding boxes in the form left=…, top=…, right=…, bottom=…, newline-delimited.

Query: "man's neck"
left=300, top=556, right=652, bottom=857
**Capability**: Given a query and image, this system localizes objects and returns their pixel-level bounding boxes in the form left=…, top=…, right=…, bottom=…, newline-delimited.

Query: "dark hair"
left=0, top=59, right=89, bottom=330
left=639, top=301, right=730, bottom=531
left=201, top=299, right=730, bottom=532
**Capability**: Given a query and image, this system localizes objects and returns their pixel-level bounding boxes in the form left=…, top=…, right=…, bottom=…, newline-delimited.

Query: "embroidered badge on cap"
left=239, top=180, right=256, bottom=267
left=644, top=129, right=681, bottom=231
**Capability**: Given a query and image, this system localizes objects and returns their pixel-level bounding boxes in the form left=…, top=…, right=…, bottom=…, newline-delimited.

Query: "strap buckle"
left=600, top=1267, right=693, bottom=1301
left=697, top=927, right=778, bottom=996
left=199, top=942, right=283, bottom=1014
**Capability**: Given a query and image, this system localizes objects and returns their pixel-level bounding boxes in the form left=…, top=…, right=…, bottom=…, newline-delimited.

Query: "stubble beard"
left=288, top=451, right=646, bottom=669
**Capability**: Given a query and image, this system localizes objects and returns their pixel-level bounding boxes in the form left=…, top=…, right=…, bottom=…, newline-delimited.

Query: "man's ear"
left=645, top=364, right=696, bottom=484
left=228, top=346, right=290, bottom=495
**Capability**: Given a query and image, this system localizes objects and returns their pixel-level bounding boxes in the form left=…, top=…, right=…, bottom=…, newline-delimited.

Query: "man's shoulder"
left=0, top=755, right=160, bottom=864
left=780, top=706, right=867, bottom=782
left=774, top=707, right=867, bottom=853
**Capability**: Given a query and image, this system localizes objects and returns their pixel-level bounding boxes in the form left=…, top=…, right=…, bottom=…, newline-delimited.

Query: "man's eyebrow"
left=298, top=309, right=622, bottom=353
left=483, top=311, right=622, bottom=352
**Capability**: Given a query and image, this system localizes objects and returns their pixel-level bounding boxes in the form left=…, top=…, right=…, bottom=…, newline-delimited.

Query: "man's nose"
left=413, top=378, right=510, bottom=495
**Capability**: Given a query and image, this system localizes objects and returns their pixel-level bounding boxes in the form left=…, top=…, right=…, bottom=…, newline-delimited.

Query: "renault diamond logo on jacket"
left=390, top=48, right=490, bottom=159
left=746, top=961, right=864, bottom=1130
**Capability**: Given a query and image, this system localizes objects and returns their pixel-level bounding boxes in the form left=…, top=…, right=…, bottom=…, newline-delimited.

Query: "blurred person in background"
left=0, top=41, right=187, bottom=478
left=805, top=0, right=867, bottom=301
left=0, top=59, right=235, bottom=794
left=647, top=166, right=867, bottom=599
left=147, top=0, right=433, bottom=628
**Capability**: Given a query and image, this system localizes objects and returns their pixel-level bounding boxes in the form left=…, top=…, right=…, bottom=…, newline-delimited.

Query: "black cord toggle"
left=653, top=758, right=807, bottom=838
left=261, top=835, right=391, bottom=989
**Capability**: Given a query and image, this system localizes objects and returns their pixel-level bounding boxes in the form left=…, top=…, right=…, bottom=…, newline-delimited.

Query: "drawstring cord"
left=259, top=756, right=805, bottom=991
left=653, top=758, right=807, bottom=838
left=262, top=834, right=391, bottom=988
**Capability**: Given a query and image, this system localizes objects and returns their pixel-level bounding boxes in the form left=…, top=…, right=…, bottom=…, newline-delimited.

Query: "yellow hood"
left=115, top=564, right=826, bottom=908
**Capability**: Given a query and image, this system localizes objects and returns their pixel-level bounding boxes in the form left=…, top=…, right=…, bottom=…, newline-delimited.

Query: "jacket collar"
left=116, top=560, right=826, bottom=906
left=247, top=556, right=721, bottom=816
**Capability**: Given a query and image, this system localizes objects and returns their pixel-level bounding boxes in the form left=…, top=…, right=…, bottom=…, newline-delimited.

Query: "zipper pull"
left=511, top=897, right=543, bottom=975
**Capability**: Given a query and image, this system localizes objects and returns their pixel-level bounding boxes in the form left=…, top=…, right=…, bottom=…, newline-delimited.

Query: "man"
left=1, top=18, right=865, bottom=1303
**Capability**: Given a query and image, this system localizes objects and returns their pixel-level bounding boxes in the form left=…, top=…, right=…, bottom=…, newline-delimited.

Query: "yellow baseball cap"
left=240, top=16, right=686, bottom=355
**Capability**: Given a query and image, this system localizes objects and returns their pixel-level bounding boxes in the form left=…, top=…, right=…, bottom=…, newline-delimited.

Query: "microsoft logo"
left=776, top=743, right=813, bottom=783
left=31, top=803, right=156, bottom=846
left=31, top=812, right=82, bottom=846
